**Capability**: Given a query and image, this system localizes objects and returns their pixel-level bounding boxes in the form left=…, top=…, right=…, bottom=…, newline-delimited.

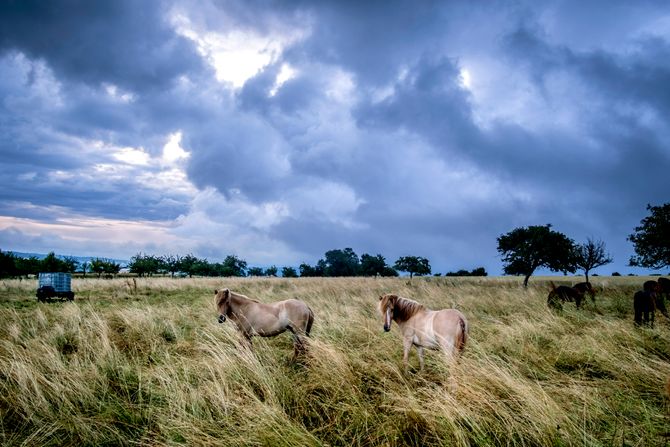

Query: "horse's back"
left=276, top=298, right=313, bottom=332
left=433, top=308, right=468, bottom=353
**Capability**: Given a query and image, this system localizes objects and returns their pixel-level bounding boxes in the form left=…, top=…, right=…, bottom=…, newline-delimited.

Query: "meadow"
left=0, top=276, right=668, bottom=446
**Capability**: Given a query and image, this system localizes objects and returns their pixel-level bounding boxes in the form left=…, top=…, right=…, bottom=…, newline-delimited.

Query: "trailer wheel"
left=36, top=286, right=55, bottom=302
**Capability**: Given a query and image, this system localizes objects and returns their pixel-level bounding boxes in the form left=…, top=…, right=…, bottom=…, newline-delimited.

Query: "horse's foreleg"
left=402, top=337, right=413, bottom=372
left=240, top=333, right=253, bottom=350
left=417, top=346, right=425, bottom=371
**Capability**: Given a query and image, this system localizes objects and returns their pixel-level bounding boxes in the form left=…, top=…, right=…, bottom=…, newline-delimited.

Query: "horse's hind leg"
left=287, top=326, right=307, bottom=361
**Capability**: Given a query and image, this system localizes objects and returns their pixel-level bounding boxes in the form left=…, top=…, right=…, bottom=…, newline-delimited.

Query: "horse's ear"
left=214, top=289, right=218, bottom=295
left=379, top=295, right=383, bottom=301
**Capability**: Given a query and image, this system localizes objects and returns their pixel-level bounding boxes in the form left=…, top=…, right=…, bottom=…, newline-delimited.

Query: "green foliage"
left=299, top=262, right=324, bottom=277
left=41, top=252, right=63, bottom=272
left=162, top=254, right=182, bottom=277
left=281, top=266, right=298, bottom=278
left=247, top=266, right=265, bottom=276
left=497, top=224, right=576, bottom=287
left=177, top=254, right=201, bottom=277
left=394, top=256, right=431, bottom=278
left=128, top=253, right=165, bottom=277
left=445, top=267, right=488, bottom=277
left=0, top=250, right=18, bottom=277
left=61, top=256, right=79, bottom=273
left=15, top=255, right=41, bottom=276
left=89, top=258, right=122, bottom=278
left=265, top=265, right=278, bottom=277
left=219, top=255, right=247, bottom=277
left=360, top=254, right=398, bottom=277
left=629, top=203, right=670, bottom=269
left=323, top=248, right=360, bottom=277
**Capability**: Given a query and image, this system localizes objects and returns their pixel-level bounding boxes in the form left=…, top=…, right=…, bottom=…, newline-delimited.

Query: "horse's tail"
left=305, top=306, right=315, bottom=337
left=457, top=316, right=468, bottom=354
left=549, top=281, right=557, bottom=291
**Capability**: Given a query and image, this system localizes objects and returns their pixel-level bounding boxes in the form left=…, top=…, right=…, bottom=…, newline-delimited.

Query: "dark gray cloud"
left=0, top=0, right=203, bottom=91
left=0, top=0, right=668, bottom=274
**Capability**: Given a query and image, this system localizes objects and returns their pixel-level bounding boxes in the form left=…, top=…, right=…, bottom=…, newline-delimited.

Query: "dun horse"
left=215, top=288, right=314, bottom=358
left=378, top=293, right=468, bottom=372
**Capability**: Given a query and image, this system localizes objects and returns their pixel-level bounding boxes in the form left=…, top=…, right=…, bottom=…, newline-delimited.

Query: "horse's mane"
left=392, top=295, right=425, bottom=322
left=231, top=290, right=261, bottom=303
left=216, top=288, right=261, bottom=305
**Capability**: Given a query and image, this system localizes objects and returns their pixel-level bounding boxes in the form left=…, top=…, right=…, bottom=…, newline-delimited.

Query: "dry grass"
left=0, top=276, right=669, bottom=446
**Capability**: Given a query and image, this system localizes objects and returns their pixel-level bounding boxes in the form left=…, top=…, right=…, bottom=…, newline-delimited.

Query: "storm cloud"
left=0, top=0, right=668, bottom=274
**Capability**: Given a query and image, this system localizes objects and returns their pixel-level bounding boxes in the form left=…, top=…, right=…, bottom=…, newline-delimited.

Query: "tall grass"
left=0, top=276, right=668, bottom=446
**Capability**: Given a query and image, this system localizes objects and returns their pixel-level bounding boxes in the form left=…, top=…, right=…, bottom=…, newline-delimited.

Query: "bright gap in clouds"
left=459, top=68, right=472, bottom=89
left=162, top=131, right=190, bottom=164
left=269, top=63, right=297, bottom=96
left=171, top=13, right=304, bottom=89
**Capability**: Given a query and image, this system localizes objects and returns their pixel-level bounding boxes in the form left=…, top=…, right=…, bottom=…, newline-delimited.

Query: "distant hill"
left=7, top=251, right=129, bottom=267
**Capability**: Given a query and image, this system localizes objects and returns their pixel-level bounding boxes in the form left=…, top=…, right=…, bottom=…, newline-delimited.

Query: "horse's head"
left=378, top=293, right=398, bottom=332
left=215, top=288, right=231, bottom=323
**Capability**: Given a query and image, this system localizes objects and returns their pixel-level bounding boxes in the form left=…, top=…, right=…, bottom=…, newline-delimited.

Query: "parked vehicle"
left=36, top=272, right=75, bottom=302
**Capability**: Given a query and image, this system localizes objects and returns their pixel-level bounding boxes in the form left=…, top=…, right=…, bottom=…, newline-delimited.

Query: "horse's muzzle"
left=383, top=324, right=390, bottom=332
left=218, top=315, right=226, bottom=323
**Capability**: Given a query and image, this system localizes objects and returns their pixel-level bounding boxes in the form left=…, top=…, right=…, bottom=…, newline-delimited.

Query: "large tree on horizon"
left=323, top=248, right=360, bottom=277
left=628, top=203, right=670, bottom=270
left=393, top=256, right=431, bottom=279
left=497, top=224, right=577, bottom=288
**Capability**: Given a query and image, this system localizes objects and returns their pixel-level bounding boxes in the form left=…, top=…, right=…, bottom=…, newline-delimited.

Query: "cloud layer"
left=1, top=0, right=668, bottom=274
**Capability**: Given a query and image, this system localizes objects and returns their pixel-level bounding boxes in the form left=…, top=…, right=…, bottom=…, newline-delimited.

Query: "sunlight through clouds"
left=171, top=13, right=305, bottom=88
left=162, top=131, right=190, bottom=165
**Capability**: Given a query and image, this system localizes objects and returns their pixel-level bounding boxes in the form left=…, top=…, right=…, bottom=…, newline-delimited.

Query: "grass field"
left=0, top=276, right=669, bottom=446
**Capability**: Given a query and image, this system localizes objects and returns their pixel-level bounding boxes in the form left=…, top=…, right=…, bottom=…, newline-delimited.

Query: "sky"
left=0, top=0, right=668, bottom=276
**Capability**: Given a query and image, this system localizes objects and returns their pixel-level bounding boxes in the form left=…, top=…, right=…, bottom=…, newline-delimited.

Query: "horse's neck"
left=230, top=293, right=252, bottom=310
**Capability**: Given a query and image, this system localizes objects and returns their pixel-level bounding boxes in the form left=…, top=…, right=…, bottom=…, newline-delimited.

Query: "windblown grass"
left=0, top=276, right=668, bottom=446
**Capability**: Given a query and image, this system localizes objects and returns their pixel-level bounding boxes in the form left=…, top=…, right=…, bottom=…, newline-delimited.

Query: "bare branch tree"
left=575, top=238, right=613, bottom=283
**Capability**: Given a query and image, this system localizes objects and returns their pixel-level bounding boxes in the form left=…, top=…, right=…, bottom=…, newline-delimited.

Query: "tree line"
left=497, top=203, right=670, bottom=287
left=1, top=202, right=667, bottom=282
left=0, top=251, right=121, bottom=278
left=124, top=249, right=447, bottom=279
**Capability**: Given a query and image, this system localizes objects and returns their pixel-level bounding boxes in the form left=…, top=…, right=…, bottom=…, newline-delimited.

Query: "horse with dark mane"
left=573, top=282, right=596, bottom=303
left=633, top=289, right=656, bottom=327
left=378, top=293, right=468, bottom=372
left=643, top=279, right=668, bottom=319
left=547, top=282, right=587, bottom=310
left=215, top=288, right=314, bottom=359
left=655, top=278, right=670, bottom=318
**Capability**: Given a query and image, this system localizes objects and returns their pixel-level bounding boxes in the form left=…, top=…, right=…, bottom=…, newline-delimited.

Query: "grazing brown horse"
left=547, top=282, right=587, bottom=309
left=573, top=282, right=596, bottom=303
left=643, top=279, right=668, bottom=319
left=378, top=293, right=468, bottom=372
left=215, top=288, right=314, bottom=358
left=654, top=278, right=669, bottom=318
left=633, top=290, right=656, bottom=327
left=658, top=277, right=670, bottom=297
